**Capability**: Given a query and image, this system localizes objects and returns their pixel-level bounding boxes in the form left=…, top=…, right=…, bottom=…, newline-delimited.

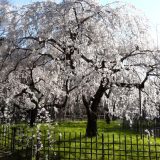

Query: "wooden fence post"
left=11, top=127, right=16, bottom=152
left=148, top=135, right=151, bottom=160
left=69, top=132, right=71, bottom=160
left=124, top=134, right=127, bottom=160
left=113, top=134, right=115, bottom=160
left=108, top=134, right=109, bottom=160
left=118, top=134, right=121, bottom=159
left=102, top=134, right=104, bottom=160
left=80, top=132, right=82, bottom=158
left=136, top=135, right=139, bottom=160
left=130, top=135, right=133, bottom=159
left=91, top=135, right=93, bottom=160
left=96, top=135, right=98, bottom=160
left=154, top=136, right=158, bottom=160
left=75, top=132, right=76, bottom=159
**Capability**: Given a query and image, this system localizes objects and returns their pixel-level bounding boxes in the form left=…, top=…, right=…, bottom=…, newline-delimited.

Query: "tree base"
left=86, top=118, right=97, bottom=137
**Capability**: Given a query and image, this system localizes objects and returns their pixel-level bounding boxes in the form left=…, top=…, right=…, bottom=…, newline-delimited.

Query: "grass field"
left=0, top=120, right=160, bottom=160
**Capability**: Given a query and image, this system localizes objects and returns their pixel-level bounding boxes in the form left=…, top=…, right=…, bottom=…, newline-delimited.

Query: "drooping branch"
left=104, top=86, right=112, bottom=98
left=81, top=54, right=94, bottom=63
left=114, top=82, right=140, bottom=88
left=113, top=68, right=154, bottom=89
left=139, top=68, right=154, bottom=89
left=19, top=36, right=64, bottom=53
left=73, top=7, right=80, bottom=30
left=121, top=49, right=153, bottom=62
left=3, top=51, right=32, bottom=82
left=28, top=67, right=41, bottom=95
left=14, top=88, right=27, bottom=98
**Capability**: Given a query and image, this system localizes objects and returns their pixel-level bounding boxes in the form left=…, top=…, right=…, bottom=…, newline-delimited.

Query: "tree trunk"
left=82, top=95, right=97, bottom=137
left=29, top=106, right=38, bottom=127
left=105, top=113, right=110, bottom=124
left=82, top=78, right=109, bottom=137
left=105, top=104, right=110, bottom=124
left=85, top=108, right=97, bottom=137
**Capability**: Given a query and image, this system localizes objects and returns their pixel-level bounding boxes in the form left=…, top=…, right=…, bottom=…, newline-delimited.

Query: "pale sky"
left=9, top=0, right=160, bottom=26
left=9, top=0, right=160, bottom=43
left=102, top=0, right=160, bottom=27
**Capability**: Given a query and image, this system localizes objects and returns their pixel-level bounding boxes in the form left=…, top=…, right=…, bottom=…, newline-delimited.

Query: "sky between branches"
left=9, top=0, right=160, bottom=26
left=8, top=0, right=160, bottom=45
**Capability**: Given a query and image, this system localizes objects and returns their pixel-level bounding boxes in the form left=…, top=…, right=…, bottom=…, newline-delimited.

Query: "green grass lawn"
left=0, top=120, right=160, bottom=160
left=54, top=120, right=130, bottom=133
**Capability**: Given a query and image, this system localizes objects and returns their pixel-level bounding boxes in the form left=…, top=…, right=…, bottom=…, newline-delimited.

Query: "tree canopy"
left=0, top=0, right=160, bottom=136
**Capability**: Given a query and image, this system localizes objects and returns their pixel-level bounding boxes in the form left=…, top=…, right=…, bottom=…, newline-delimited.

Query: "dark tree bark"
left=29, top=106, right=38, bottom=127
left=0, top=102, right=5, bottom=123
left=28, top=68, right=42, bottom=127
left=112, top=101, right=117, bottom=121
left=55, top=94, right=68, bottom=121
left=12, top=103, right=20, bottom=123
left=86, top=112, right=97, bottom=137
left=82, top=78, right=109, bottom=137
left=82, top=95, right=97, bottom=137
left=105, top=106, right=110, bottom=124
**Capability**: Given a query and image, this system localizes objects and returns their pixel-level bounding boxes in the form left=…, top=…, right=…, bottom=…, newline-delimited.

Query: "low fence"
left=0, top=125, right=160, bottom=160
